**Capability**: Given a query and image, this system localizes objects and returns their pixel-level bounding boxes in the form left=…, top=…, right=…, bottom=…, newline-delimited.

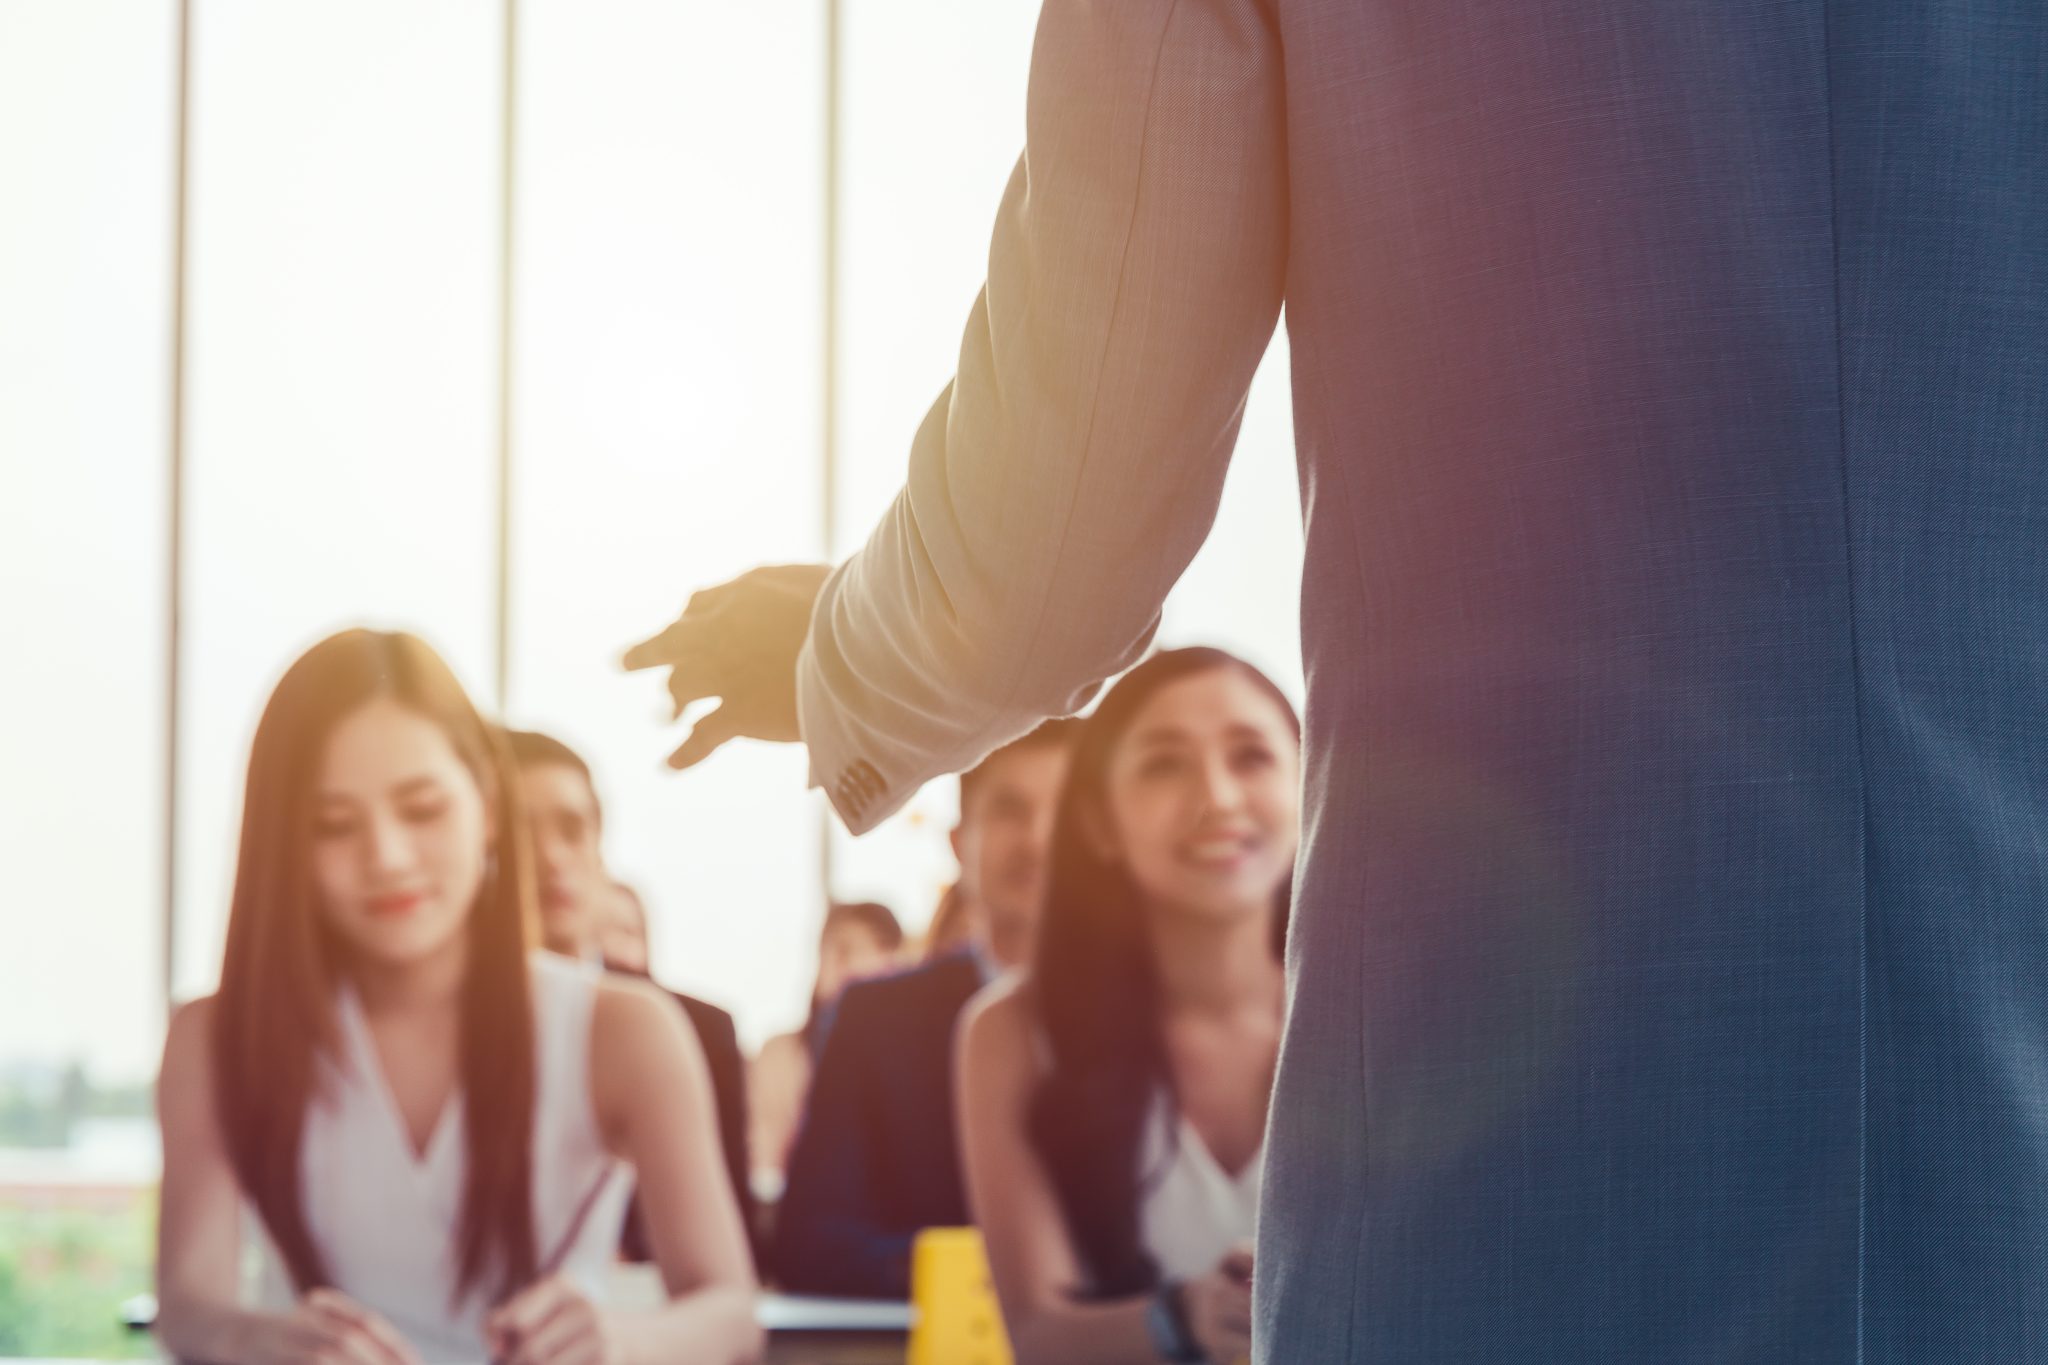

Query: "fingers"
left=625, top=602, right=730, bottom=721
left=623, top=615, right=729, bottom=719
left=1220, top=1243, right=1256, bottom=1284
left=621, top=617, right=681, bottom=672
left=624, top=561, right=819, bottom=767
left=488, top=1277, right=605, bottom=1365
left=303, top=1287, right=351, bottom=1317
left=1189, top=1274, right=1254, bottom=1359
left=1218, top=1279, right=1254, bottom=1335
left=622, top=582, right=740, bottom=672
left=622, top=615, right=702, bottom=673
left=282, top=1319, right=371, bottom=1365
left=302, top=1290, right=419, bottom=1365
left=485, top=1278, right=558, bottom=1355
left=663, top=654, right=724, bottom=720
left=315, top=1298, right=419, bottom=1365
left=666, top=703, right=745, bottom=771
left=504, top=1297, right=600, bottom=1365
left=485, top=1277, right=575, bottom=1359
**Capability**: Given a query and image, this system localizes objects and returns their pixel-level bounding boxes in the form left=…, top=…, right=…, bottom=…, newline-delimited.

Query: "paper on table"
left=757, top=1293, right=917, bottom=1333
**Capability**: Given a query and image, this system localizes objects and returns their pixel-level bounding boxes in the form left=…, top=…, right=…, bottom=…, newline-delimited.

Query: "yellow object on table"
left=907, top=1227, right=1013, bottom=1365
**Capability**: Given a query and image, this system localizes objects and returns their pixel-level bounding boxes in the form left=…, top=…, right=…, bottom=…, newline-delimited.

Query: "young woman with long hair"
left=154, top=630, right=760, bottom=1364
left=957, top=647, right=1300, bottom=1365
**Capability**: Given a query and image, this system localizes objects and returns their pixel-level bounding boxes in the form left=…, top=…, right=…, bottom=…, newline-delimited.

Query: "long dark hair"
left=1024, top=647, right=1299, bottom=1296
left=209, top=629, right=540, bottom=1306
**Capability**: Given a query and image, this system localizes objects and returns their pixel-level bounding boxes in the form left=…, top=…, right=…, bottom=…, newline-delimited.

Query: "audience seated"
left=957, top=648, right=1298, bottom=1365
left=154, top=630, right=757, bottom=1365
left=505, top=729, right=760, bottom=1267
left=749, top=900, right=905, bottom=1195
left=772, top=720, right=1079, bottom=1298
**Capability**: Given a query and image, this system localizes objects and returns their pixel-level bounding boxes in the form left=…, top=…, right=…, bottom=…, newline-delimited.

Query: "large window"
left=507, top=0, right=827, bottom=1036
left=175, top=1, right=505, bottom=1002
left=0, top=0, right=176, bottom=1098
left=1, top=7, right=176, bottom=1353
left=825, top=0, right=1303, bottom=935
left=2, top=0, right=1300, bottom=1117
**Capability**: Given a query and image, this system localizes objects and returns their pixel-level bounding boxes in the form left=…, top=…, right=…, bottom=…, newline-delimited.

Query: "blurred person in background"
left=771, top=721, right=1078, bottom=1297
left=958, top=649, right=1297, bottom=1365
left=155, top=630, right=757, bottom=1365
left=598, top=879, right=656, bottom=976
left=506, top=731, right=758, bottom=1266
left=747, top=900, right=905, bottom=1195
left=920, top=883, right=973, bottom=962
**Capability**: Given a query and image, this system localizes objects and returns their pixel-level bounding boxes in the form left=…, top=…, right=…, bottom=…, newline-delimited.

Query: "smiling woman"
left=955, top=649, right=1300, bottom=1365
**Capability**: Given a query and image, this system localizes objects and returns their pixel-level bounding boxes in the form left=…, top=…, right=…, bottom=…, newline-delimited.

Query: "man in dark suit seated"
left=773, top=721, right=1078, bottom=1298
left=505, top=729, right=759, bottom=1268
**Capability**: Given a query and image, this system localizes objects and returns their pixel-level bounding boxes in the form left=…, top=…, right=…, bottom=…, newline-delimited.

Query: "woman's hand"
left=1182, top=1244, right=1255, bottom=1364
left=484, top=1276, right=618, bottom=1365
left=244, top=1288, right=420, bottom=1365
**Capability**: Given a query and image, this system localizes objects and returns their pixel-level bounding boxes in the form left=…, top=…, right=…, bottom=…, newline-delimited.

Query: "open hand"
left=622, top=563, right=832, bottom=771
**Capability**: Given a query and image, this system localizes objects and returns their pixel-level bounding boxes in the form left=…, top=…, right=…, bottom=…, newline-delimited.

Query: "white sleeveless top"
left=1136, top=1092, right=1264, bottom=1283
left=1026, top=1014, right=1263, bottom=1285
left=253, top=953, right=634, bottom=1363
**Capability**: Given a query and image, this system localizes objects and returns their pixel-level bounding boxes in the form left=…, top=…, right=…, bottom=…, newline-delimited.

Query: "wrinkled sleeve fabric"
left=796, top=0, right=1289, bottom=831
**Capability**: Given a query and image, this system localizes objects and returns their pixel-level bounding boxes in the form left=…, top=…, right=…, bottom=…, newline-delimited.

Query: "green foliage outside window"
left=0, top=1202, right=157, bottom=1359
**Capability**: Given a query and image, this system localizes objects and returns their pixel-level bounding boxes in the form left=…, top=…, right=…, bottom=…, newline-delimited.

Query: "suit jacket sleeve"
left=796, top=0, right=1289, bottom=830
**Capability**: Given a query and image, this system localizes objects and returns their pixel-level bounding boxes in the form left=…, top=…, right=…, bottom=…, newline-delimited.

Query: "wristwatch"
left=1146, top=1279, right=1209, bottom=1363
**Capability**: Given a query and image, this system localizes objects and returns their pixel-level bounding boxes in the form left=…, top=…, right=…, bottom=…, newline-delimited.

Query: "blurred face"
left=1097, top=669, right=1300, bottom=926
left=599, top=885, right=649, bottom=974
left=517, top=762, right=606, bottom=956
left=952, top=743, right=1071, bottom=966
left=309, top=697, right=492, bottom=968
left=814, top=920, right=899, bottom=1006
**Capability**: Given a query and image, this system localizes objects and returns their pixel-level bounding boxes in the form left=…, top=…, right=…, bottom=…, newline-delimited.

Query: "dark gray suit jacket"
left=794, top=1, right=2048, bottom=1357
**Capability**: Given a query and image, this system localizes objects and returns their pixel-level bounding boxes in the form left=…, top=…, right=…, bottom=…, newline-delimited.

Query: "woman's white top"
left=1137, top=1092, right=1265, bottom=1283
left=254, top=952, right=633, bottom=1363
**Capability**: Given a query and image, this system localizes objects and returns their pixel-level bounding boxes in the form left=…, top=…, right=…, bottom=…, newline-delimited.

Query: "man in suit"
left=627, top=0, right=2048, bottom=1356
left=505, top=729, right=760, bottom=1268
left=772, top=721, right=1076, bottom=1298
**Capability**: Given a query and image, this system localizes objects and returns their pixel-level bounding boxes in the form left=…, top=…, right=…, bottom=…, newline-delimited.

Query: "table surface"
left=42, top=1290, right=914, bottom=1365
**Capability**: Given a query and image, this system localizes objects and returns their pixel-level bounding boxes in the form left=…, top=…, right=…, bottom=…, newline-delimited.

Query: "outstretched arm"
left=627, top=0, right=1287, bottom=824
